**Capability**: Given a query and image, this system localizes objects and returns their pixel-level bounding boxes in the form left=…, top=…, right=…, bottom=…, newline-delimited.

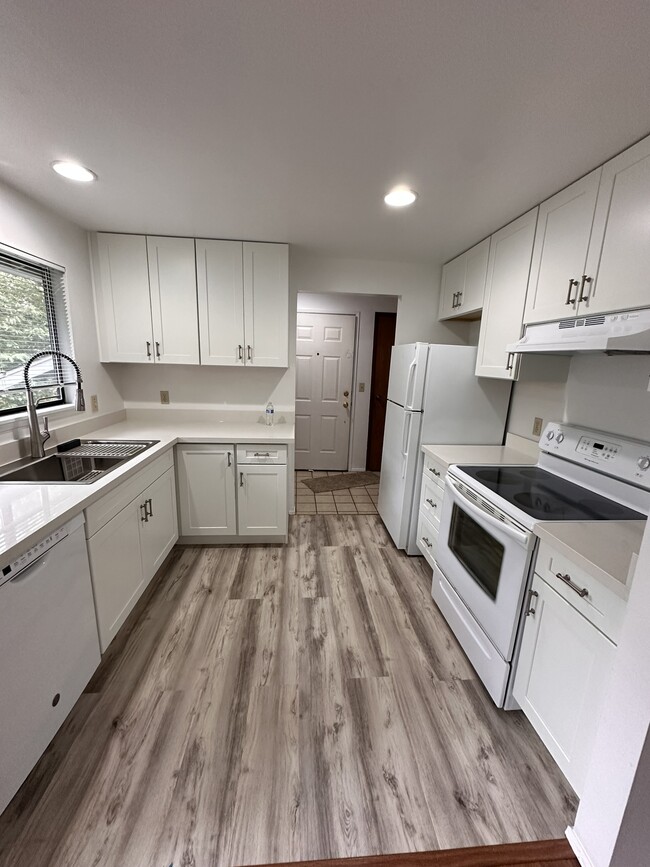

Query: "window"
left=0, top=250, right=71, bottom=417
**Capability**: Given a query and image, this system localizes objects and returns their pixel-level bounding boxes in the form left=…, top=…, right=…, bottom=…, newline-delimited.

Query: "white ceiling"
left=2, top=0, right=650, bottom=263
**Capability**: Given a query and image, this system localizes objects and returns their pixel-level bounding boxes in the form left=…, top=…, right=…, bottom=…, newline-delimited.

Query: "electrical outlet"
left=90, top=394, right=99, bottom=413
left=358, top=382, right=365, bottom=392
left=532, top=416, right=543, bottom=437
left=160, top=390, right=170, bottom=405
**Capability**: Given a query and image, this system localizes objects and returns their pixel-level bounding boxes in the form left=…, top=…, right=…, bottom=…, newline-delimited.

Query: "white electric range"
left=434, top=422, right=650, bottom=708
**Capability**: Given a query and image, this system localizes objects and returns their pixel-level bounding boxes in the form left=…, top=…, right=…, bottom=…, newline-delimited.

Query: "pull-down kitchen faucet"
left=23, top=350, right=85, bottom=459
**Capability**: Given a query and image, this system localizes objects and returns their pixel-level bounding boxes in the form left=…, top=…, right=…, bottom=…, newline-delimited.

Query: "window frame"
left=0, top=249, right=69, bottom=419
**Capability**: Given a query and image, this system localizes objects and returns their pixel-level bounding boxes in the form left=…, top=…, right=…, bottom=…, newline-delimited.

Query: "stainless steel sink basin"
left=0, top=439, right=159, bottom=484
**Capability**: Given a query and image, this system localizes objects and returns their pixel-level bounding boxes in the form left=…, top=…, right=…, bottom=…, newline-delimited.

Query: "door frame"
left=296, top=309, right=359, bottom=471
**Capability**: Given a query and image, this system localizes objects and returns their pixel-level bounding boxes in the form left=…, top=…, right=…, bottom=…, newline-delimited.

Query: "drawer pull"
left=254, top=452, right=271, bottom=457
left=420, top=536, right=432, bottom=548
left=556, top=572, right=589, bottom=598
left=525, top=588, right=539, bottom=617
left=429, top=468, right=441, bottom=477
left=426, top=498, right=437, bottom=508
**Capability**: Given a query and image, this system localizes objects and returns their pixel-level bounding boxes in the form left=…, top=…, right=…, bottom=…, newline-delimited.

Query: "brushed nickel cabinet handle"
left=556, top=572, right=589, bottom=598
left=155, top=341, right=161, bottom=359
left=227, top=451, right=232, bottom=467
left=240, top=472, right=244, bottom=487
left=146, top=497, right=153, bottom=518
left=140, top=502, right=148, bottom=523
left=525, top=588, right=539, bottom=617
left=238, top=345, right=243, bottom=360
left=146, top=341, right=152, bottom=359
left=421, top=536, right=432, bottom=548
left=247, top=345, right=252, bottom=361
left=579, top=275, right=593, bottom=303
left=457, top=291, right=463, bottom=307
left=565, top=278, right=579, bottom=305
left=426, top=498, right=437, bottom=508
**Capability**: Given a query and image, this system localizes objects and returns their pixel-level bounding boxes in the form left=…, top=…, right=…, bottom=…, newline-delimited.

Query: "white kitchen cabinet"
left=196, top=239, right=246, bottom=366
left=243, top=242, right=289, bottom=366
left=513, top=572, right=616, bottom=796
left=196, top=240, right=289, bottom=367
left=237, top=464, right=288, bottom=537
left=475, top=208, right=538, bottom=379
left=176, top=444, right=237, bottom=535
left=92, top=233, right=153, bottom=363
left=86, top=455, right=179, bottom=652
left=147, top=236, right=200, bottom=364
left=583, top=135, right=650, bottom=315
left=93, top=232, right=199, bottom=365
left=524, top=169, right=601, bottom=325
left=139, top=467, right=179, bottom=577
left=438, top=238, right=489, bottom=320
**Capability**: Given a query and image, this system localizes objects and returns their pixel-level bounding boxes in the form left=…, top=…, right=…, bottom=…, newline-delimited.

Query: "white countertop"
left=0, top=418, right=294, bottom=565
left=534, top=520, right=646, bottom=599
left=421, top=443, right=537, bottom=470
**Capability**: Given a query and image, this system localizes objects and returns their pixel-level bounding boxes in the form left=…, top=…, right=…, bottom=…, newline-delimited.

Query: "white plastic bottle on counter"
left=265, top=401, right=274, bottom=426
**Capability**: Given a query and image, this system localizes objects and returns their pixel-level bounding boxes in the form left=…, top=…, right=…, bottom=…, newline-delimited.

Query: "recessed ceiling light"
left=51, top=161, right=97, bottom=182
left=384, top=186, right=418, bottom=207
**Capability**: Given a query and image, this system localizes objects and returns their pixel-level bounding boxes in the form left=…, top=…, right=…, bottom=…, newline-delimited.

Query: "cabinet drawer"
left=534, top=540, right=627, bottom=644
left=420, top=474, right=443, bottom=527
left=416, top=511, right=439, bottom=568
left=84, top=449, right=174, bottom=537
left=423, top=455, right=446, bottom=489
left=236, top=443, right=287, bottom=464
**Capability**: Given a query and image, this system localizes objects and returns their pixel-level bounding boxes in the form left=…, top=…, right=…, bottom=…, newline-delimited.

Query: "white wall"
left=507, top=354, right=650, bottom=443
left=0, top=180, right=123, bottom=456
left=568, top=520, right=650, bottom=867
left=297, top=292, right=398, bottom=471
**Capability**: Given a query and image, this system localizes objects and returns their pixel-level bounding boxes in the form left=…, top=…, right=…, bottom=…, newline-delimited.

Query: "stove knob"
left=638, top=456, right=650, bottom=471
left=546, top=430, right=555, bottom=441
left=556, top=432, right=565, bottom=444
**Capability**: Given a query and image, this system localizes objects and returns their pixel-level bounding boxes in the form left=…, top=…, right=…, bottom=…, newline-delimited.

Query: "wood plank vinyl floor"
left=0, top=516, right=578, bottom=867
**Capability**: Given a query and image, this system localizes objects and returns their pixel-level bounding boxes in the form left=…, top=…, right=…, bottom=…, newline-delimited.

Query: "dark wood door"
left=366, top=311, right=397, bottom=471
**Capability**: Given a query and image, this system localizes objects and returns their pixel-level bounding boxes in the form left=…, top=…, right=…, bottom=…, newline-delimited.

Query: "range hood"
left=507, top=308, right=650, bottom=355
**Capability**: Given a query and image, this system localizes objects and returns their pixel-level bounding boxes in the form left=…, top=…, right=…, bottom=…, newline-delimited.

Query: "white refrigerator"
left=378, top=343, right=512, bottom=554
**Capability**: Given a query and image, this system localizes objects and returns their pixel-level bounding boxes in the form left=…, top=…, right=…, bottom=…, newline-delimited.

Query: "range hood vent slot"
left=508, top=308, right=650, bottom=355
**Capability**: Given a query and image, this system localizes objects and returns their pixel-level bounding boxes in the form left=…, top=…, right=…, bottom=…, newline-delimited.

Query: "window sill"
left=0, top=403, right=77, bottom=434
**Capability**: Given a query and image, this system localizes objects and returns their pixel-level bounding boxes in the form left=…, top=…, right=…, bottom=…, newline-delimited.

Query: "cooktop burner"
left=458, top=465, right=645, bottom=522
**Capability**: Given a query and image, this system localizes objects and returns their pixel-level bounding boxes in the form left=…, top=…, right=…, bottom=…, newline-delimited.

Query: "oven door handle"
left=447, top=479, right=530, bottom=547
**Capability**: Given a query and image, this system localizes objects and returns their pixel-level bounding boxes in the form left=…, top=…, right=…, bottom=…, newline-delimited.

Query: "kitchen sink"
left=0, top=439, right=159, bottom=484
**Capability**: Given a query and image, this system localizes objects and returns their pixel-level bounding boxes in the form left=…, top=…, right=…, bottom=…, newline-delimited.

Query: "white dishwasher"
left=0, top=513, right=100, bottom=814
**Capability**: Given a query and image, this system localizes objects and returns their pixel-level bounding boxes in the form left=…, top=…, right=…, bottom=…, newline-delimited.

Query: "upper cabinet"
left=475, top=208, right=538, bottom=380
left=196, top=240, right=288, bottom=367
left=92, top=233, right=289, bottom=367
left=583, top=135, right=650, bottom=315
left=92, top=233, right=199, bottom=364
left=524, top=169, right=601, bottom=325
left=438, top=238, right=489, bottom=320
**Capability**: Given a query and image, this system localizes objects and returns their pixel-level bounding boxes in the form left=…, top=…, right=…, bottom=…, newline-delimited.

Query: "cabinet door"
left=513, top=575, right=615, bottom=796
left=176, top=444, right=237, bottom=535
left=87, top=500, right=145, bottom=652
left=459, top=238, right=489, bottom=315
left=147, top=236, right=200, bottom=364
left=524, top=169, right=601, bottom=324
left=438, top=253, right=466, bottom=320
left=243, top=242, right=289, bottom=367
left=93, top=233, right=153, bottom=363
left=139, top=467, right=179, bottom=580
left=475, top=208, right=538, bottom=379
left=238, top=464, right=288, bottom=536
left=196, top=239, right=245, bottom=366
left=583, top=135, right=650, bottom=315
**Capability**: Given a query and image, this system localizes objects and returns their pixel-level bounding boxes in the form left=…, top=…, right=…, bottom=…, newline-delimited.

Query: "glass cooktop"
left=457, top=465, right=645, bottom=522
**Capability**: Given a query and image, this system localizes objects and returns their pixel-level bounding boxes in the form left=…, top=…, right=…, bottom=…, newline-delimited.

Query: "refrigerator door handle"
left=401, top=412, right=412, bottom=479
left=405, top=358, right=418, bottom=409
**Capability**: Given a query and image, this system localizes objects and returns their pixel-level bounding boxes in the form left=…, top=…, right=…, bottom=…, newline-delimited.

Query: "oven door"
left=437, top=475, right=535, bottom=661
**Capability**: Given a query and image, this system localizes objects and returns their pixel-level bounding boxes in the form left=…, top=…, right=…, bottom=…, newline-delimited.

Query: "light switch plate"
left=160, top=390, right=170, bottom=405
left=532, top=417, right=543, bottom=437
left=90, top=394, right=99, bottom=413
left=358, top=382, right=365, bottom=392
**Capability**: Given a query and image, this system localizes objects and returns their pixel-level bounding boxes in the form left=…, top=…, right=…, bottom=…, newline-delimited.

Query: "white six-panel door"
left=295, top=312, right=355, bottom=471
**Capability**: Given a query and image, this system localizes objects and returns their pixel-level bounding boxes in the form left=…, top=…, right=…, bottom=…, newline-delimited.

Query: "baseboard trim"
left=565, top=826, right=597, bottom=867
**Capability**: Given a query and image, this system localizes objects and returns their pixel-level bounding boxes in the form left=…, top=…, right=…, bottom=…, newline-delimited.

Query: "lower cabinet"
left=176, top=444, right=237, bottom=535
left=513, top=571, right=616, bottom=795
left=237, top=463, right=288, bottom=536
left=87, top=460, right=178, bottom=652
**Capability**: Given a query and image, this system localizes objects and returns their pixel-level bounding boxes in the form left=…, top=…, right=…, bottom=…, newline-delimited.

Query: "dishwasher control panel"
left=1, top=526, right=69, bottom=585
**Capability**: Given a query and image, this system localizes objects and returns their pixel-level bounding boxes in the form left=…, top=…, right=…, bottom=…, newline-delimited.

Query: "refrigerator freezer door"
left=386, top=343, right=429, bottom=410
left=378, top=402, right=423, bottom=549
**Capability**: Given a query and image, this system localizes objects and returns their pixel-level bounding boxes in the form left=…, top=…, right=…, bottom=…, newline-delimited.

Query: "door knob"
left=343, top=401, right=349, bottom=409
left=343, top=390, right=349, bottom=397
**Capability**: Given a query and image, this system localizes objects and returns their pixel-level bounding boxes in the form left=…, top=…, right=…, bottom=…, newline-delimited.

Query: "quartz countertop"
left=421, top=443, right=537, bottom=470
left=534, top=519, right=646, bottom=599
left=0, top=418, right=294, bottom=564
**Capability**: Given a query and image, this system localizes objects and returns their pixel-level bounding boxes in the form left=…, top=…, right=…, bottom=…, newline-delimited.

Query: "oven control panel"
left=540, top=423, right=650, bottom=488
